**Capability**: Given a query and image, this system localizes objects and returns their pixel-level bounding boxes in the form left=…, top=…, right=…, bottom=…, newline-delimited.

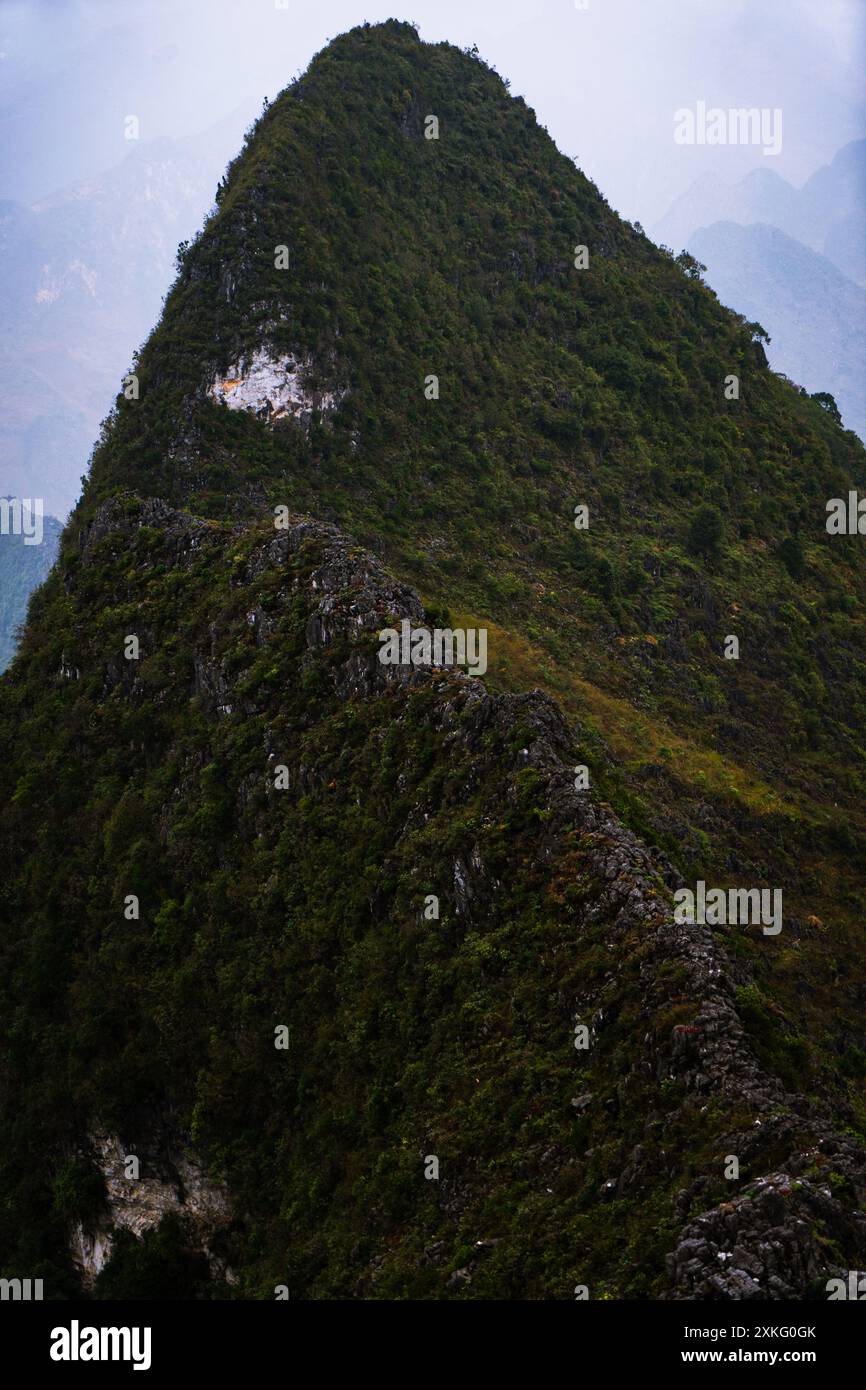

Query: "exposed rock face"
left=666, top=1148, right=866, bottom=1300
left=70, top=1225, right=113, bottom=1287
left=70, top=1128, right=233, bottom=1289
left=207, top=346, right=342, bottom=423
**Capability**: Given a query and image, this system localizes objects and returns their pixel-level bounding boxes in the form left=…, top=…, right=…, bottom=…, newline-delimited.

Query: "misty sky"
left=1, top=0, right=864, bottom=224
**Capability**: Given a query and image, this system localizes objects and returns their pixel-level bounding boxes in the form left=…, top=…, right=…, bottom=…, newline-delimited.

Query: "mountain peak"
left=4, top=24, right=866, bottom=1302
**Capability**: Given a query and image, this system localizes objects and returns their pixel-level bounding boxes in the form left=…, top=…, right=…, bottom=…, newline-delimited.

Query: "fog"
left=2, top=0, right=863, bottom=221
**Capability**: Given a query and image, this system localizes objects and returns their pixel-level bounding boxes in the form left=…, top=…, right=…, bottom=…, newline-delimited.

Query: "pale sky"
left=1, top=0, right=864, bottom=223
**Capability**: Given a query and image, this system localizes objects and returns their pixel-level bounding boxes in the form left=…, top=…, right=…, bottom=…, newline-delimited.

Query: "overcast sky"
left=1, top=0, right=864, bottom=225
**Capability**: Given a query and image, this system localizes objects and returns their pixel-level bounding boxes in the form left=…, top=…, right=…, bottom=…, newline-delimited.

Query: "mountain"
left=2, top=20, right=866, bottom=1301
left=687, top=221, right=866, bottom=440
left=654, top=145, right=866, bottom=445
left=0, top=107, right=255, bottom=519
left=654, top=140, right=866, bottom=286
left=0, top=512, right=61, bottom=672
left=654, top=167, right=801, bottom=261
left=798, top=141, right=866, bottom=286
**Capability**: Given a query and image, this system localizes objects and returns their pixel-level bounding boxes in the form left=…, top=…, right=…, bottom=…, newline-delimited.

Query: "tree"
left=779, top=535, right=806, bottom=580
left=675, top=250, right=706, bottom=282
left=746, top=320, right=771, bottom=345
left=811, top=391, right=842, bottom=426
left=688, top=504, right=724, bottom=556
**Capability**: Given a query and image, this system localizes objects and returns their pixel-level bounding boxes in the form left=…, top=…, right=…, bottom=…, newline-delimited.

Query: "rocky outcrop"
left=666, top=1140, right=866, bottom=1299
left=208, top=346, right=343, bottom=424
left=70, top=1128, right=233, bottom=1289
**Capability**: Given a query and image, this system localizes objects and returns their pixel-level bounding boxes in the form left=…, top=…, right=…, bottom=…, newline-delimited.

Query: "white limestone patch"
left=70, top=1128, right=233, bottom=1288
left=208, top=346, right=341, bottom=423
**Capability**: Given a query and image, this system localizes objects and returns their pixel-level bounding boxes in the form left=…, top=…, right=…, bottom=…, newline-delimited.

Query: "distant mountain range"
left=0, top=514, right=61, bottom=672
left=688, top=221, right=866, bottom=440
left=653, top=139, right=866, bottom=286
left=0, top=107, right=254, bottom=519
left=653, top=140, right=866, bottom=440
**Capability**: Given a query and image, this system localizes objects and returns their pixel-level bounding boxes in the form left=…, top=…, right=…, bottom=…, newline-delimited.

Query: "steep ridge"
left=2, top=495, right=865, bottom=1297
left=2, top=20, right=866, bottom=1298
left=75, top=25, right=866, bottom=952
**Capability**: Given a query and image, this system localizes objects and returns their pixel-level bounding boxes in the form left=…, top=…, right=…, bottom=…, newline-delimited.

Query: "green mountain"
left=2, top=20, right=866, bottom=1300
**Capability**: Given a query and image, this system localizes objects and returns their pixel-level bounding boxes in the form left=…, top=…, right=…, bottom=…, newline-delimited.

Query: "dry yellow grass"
left=444, top=607, right=807, bottom=823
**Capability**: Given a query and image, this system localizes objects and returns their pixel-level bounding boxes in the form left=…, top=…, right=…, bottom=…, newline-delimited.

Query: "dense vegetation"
left=2, top=20, right=866, bottom=1297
